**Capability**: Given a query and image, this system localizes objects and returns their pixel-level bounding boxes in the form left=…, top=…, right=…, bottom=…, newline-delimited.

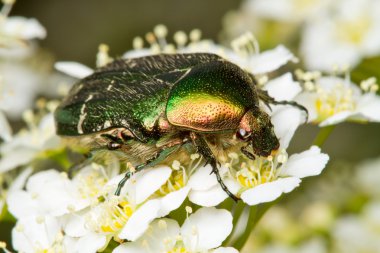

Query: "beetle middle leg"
left=114, top=141, right=183, bottom=196
left=190, top=133, right=240, bottom=202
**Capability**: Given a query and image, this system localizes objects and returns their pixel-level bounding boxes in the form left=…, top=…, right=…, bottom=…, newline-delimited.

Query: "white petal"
left=249, top=45, right=297, bottom=74
left=119, top=199, right=161, bottom=241
left=187, top=164, right=217, bottom=191
left=63, top=211, right=89, bottom=237
left=26, top=170, right=61, bottom=192
left=0, top=111, right=12, bottom=141
left=26, top=170, right=89, bottom=216
left=319, top=111, right=353, bottom=127
left=189, top=185, right=228, bottom=207
left=295, top=92, right=318, bottom=122
left=7, top=190, right=40, bottom=219
left=123, top=48, right=153, bottom=59
left=74, top=233, right=107, bottom=253
left=3, top=16, right=46, bottom=40
left=113, top=244, right=147, bottom=253
left=265, top=73, right=302, bottom=101
left=12, top=216, right=60, bottom=253
left=181, top=207, right=233, bottom=251
left=134, top=166, right=172, bottom=204
left=55, top=61, right=94, bottom=79
left=9, top=167, right=33, bottom=191
left=241, top=177, right=301, bottom=205
left=0, top=148, right=36, bottom=172
left=114, top=219, right=180, bottom=253
left=213, top=247, right=239, bottom=253
left=356, top=93, right=380, bottom=121
left=281, top=146, right=329, bottom=178
left=158, top=186, right=190, bottom=217
left=272, top=107, right=303, bottom=149
left=227, top=206, right=249, bottom=244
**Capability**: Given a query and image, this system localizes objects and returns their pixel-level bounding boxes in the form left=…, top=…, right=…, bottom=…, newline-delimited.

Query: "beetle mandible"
left=54, top=53, right=307, bottom=201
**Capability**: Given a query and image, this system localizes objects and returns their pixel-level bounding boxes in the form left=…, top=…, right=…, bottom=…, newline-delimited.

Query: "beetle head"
left=237, top=109, right=279, bottom=158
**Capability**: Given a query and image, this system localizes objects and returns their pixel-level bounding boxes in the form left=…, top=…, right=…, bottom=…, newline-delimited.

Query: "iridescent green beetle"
left=55, top=53, right=306, bottom=201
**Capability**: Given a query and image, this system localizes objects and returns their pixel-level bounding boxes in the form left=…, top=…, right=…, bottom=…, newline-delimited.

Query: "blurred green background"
left=12, top=0, right=241, bottom=66
left=3, top=0, right=380, bottom=252
left=11, top=0, right=380, bottom=160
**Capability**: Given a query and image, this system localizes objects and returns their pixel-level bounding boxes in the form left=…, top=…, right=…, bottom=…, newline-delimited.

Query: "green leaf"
left=352, top=56, right=380, bottom=95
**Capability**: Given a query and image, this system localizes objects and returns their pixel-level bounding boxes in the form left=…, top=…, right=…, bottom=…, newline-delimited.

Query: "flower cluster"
left=239, top=156, right=380, bottom=253
left=223, top=0, right=380, bottom=71
left=295, top=69, right=380, bottom=126
left=0, top=25, right=334, bottom=253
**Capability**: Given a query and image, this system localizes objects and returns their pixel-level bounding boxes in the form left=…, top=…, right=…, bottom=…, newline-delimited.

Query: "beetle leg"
left=101, top=129, right=134, bottom=151
left=241, top=145, right=256, bottom=160
left=190, top=133, right=240, bottom=202
left=257, top=89, right=309, bottom=122
left=114, top=142, right=184, bottom=196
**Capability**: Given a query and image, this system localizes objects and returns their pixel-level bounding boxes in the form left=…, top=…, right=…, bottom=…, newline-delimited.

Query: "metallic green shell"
left=54, top=53, right=223, bottom=140
left=166, top=60, right=258, bottom=132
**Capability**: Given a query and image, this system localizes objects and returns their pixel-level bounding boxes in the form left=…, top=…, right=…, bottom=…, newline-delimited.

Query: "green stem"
left=232, top=200, right=277, bottom=251
left=312, top=125, right=336, bottom=147
left=232, top=205, right=257, bottom=250
left=223, top=200, right=246, bottom=246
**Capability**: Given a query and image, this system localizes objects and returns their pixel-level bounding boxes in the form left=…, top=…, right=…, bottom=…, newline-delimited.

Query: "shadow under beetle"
left=55, top=53, right=307, bottom=201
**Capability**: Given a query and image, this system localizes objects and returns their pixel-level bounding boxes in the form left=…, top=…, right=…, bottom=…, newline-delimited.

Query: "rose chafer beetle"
left=55, top=53, right=307, bottom=201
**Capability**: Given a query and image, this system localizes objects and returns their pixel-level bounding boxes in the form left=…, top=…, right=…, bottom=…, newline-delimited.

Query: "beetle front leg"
left=190, top=133, right=240, bottom=202
left=241, top=145, right=255, bottom=160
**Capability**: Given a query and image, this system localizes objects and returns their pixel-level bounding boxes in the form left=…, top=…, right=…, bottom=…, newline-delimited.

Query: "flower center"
left=92, top=199, right=134, bottom=234
left=294, top=0, right=319, bottom=13
left=77, top=168, right=108, bottom=199
left=315, top=82, right=356, bottom=121
left=337, top=16, right=371, bottom=45
left=167, top=247, right=189, bottom=253
left=156, top=169, right=186, bottom=196
left=226, top=151, right=287, bottom=194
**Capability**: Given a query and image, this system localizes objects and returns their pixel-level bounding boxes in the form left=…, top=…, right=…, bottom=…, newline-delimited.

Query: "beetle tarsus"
left=191, top=133, right=240, bottom=202
left=115, top=171, right=132, bottom=196
left=211, top=164, right=240, bottom=202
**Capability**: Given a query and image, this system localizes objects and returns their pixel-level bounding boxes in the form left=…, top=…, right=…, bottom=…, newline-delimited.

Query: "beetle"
left=55, top=53, right=307, bottom=201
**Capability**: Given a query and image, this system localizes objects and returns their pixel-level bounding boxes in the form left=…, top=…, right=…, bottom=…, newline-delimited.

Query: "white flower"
left=59, top=164, right=179, bottom=247
left=6, top=160, right=181, bottom=251
left=7, top=169, right=92, bottom=219
left=355, top=157, right=380, bottom=198
left=0, top=1, right=46, bottom=51
left=12, top=215, right=63, bottom=253
left=0, top=112, right=61, bottom=172
left=113, top=207, right=237, bottom=253
left=295, top=72, right=380, bottom=126
left=301, top=0, right=380, bottom=70
left=188, top=145, right=328, bottom=207
left=59, top=27, right=298, bottom=84
left=0, top=109, right=11, bottom=141
left=332, top=202, right=380, bottom=253
left=242, top=0, right=331, bottom=23
left=122, top=26, right=298, bottom=78
left=55, top=61, right=94, bottom=79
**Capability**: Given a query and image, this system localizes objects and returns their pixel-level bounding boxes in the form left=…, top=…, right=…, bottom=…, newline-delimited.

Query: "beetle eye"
left=236, top=128, right=251, bottom=140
